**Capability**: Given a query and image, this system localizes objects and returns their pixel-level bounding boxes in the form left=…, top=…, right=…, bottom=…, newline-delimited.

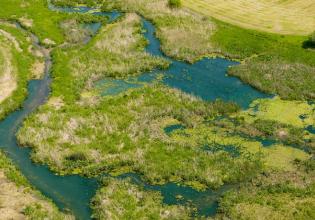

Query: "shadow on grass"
left=302, top=40, right=315, bottom=49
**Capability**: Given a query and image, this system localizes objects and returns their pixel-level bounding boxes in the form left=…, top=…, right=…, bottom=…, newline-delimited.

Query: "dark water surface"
left=0, top=3, right=270, bottom=219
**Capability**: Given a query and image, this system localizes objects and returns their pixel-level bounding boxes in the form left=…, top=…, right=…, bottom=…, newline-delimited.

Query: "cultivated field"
left=183, top=0, right=315, bottom=35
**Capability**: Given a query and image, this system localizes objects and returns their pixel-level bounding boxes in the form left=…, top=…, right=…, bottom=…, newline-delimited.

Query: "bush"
left=168, top=0, right=182, bottom=8
left=303, top=31, right=315, bottom=49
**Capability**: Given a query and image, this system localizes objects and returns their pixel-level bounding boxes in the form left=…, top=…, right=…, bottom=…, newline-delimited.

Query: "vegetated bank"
left=0, top=21, right=38, bottom=120
left=0, top=0, right=68, bottom=44
left=15, top=1, right=315, bottom=219
left=61, top=0, right=315, bottom=101
left=0, top=150, right=73, bottom=219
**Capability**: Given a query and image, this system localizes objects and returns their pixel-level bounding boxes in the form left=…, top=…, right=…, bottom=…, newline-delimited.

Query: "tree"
left=168, top=0, right=182, bottom=8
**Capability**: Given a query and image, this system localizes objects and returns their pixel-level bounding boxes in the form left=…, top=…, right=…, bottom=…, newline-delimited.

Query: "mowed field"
left=183, top=0, right=315, bottom=35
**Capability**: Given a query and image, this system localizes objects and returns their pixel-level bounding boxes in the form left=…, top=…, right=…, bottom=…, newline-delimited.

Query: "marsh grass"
left=60, top=13, right=108, bottom=44
left=49, top=0, right=315, bottom=100
left=0, top=24, right=36, bottom=120
left=212, top=20, right=315, bottom=100
left=218, top=165, right=315, bottom=220
left=12, top=1, right=315, bottom=218
left=18, top=84, right=254, bottom=189
left=92, top=177, right=191, bottom=219
left=50, top=13, right=168, bottom=103
left=100, top=0, right=216, bottom=62
left=0, top=151, right=73, bottom=219
left=229, top=58, right=315, bottom=100
left=53, top=0, right=216, bottom=62
left=0, top=0, right=69, bottom=44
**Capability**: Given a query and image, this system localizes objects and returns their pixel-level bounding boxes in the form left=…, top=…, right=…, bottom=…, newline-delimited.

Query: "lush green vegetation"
left=212, top=21, right=315, bottom=100
left=9, top=0, right=315, bottom=219
left=18, top=13, right=267, bottom=191
left=168, top=0, right=182, bottom=8
left=92, top=177, right=190, bottom=219
left=53, top=0, right=215, bottom=62
left=0, top=151, right=73, bottom=219
left=51, top=13, right=167, bottom=104
left=19, top=82, right=261, bottom=189
left=218, top=160, right=315, bottom=220
left=60, top=13, right=108, bottom=44
left=0, top=23, right=36, bottom=120
left=52, top=0, right=104, bottom=7
left=100, top=0, right=216, bottom=63
left=0, top=0, right=68, bottom=44
left=49, top=0, right=315, bottom=100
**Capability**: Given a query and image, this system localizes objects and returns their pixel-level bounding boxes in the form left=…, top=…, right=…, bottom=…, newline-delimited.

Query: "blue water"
left=306, top=125, right=315, bottom=134
left=164, top=124, right=185, bottom=134
left=0, top=68, right=97, bottom=219
left=118, top=173, right=231, bottom=216
left=0, top=2, right=272, bottom=220
left=97, top=19, right=269, bottom=108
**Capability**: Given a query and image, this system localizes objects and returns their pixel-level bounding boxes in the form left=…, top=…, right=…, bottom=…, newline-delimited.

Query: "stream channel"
left=0, top=3, right=270, bottom=219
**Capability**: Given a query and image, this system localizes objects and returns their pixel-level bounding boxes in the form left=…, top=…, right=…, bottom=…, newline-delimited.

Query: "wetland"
left=0, top=0, right=314, bottom=219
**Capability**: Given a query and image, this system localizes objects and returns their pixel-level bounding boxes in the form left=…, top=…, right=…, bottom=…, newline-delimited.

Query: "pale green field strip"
left=183, top=0, right=315, bottom=35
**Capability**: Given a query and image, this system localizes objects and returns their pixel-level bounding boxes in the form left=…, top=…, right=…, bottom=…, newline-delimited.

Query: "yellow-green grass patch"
left=240, top=97, right=315, bottom=128
left=172, top=124, right=310, bottom=172
left=262, top=144, right=310, bottom=171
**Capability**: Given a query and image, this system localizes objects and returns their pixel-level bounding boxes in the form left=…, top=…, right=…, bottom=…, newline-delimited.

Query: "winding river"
left=0, top=3, right=269, bottom=220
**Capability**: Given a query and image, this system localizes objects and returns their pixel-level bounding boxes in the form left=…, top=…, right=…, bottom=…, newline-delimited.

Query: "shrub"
left=303, top=31, right=315, bottom=49
left=168, top=0, right=182, bottom=8
left=65, top=152, right=87, bottom=161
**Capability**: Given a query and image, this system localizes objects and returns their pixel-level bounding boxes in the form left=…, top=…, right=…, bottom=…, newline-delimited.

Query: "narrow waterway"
left=0, top=25, right=98, bottom=219
left=0, top=3, right=270, bottom=220
left=97, top=18, right=269, bottom=108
